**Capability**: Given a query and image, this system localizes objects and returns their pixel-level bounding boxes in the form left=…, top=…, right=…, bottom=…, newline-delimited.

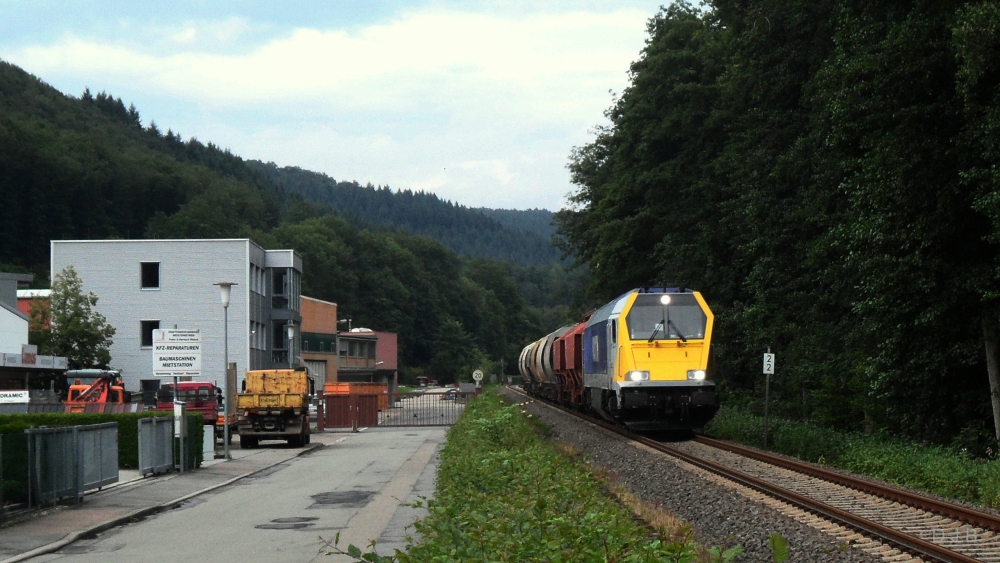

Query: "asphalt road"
left=24, top=427, right=445, bottom=563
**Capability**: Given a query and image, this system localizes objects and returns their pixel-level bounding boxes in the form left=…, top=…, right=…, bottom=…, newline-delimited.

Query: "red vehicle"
left=156, top=382, right=236, bottom=443
left=416, top=377, right=438, bottom=387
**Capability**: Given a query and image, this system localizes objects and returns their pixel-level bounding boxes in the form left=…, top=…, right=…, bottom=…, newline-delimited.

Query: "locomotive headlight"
left=687, top=370, right=706, bottom=381
left=627, top=370, right=650, bottom=382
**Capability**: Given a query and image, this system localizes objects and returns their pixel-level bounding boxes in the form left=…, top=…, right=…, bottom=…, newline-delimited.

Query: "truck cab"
left=156, top=382, right=218, bottom=425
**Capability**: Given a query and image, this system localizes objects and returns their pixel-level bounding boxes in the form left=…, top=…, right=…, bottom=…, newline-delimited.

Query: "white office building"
left=50, top=239, right=302, bottom=391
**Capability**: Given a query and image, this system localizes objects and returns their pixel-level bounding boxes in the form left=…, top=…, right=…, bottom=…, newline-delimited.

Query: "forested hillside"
left=0, top=59, right=579, bottom=382
left=247, top=162, right=562, bottom=266
left=557, top=0, right=1000, bottom=450
left=476, top=207, right=556, bottom=242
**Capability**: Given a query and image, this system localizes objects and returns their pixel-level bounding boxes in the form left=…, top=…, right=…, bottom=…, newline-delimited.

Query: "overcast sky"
left=0, top=1, right=663, bottom=211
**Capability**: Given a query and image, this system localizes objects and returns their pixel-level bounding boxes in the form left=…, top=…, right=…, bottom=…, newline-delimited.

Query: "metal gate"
left=324, top=394, right=380, bottom=428
left=380, top=390, right=474, bottom=427
left=26, top=422, right=119, bottom=507
left=323, top=389, right=474, bottom=428
left=138, top=416, right=173, bottom=476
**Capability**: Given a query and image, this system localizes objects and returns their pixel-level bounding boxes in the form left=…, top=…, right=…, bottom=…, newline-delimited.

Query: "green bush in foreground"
left=704, top=406, right=1000, bottom=508
left=333, top=391, right=737, bottom=562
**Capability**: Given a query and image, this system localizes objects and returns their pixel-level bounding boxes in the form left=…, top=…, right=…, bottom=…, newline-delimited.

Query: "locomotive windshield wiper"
left=667, top=319, right=688, bottom=342
left=648, top=321, right=663, bottom=342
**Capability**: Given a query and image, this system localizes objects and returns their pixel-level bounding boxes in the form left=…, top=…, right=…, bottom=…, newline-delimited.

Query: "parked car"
left=440, top=388, right=459, bottom=400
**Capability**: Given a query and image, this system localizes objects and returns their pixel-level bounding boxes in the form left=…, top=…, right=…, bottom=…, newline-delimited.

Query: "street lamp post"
left=213, top=281, right=238, bottom=460
left=286, top=320, right=297, bottom=369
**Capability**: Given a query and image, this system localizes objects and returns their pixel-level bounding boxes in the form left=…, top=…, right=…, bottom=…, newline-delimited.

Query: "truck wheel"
left=240, top=435, right=257, bottom=449
left=288, top=435, right=301, bottom=447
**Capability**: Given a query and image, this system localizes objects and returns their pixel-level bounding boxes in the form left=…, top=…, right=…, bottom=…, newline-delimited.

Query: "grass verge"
left=329, top=390, right=740, bottom=562
left=704, top=406, right=1000, bottom=508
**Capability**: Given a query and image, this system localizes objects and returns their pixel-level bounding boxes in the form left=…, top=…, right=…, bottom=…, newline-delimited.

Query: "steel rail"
left=695, top=435, right=1000, bottom=533
left=636, top=435, right=980, bottom=563
left=505, top=386, right=982, bottom=563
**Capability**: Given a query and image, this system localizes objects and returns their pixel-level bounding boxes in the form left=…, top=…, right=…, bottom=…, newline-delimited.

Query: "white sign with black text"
left=153, top=329, right=202, bottom=378
left=0, top=390, right=30, bottom=404
left=763, top=353, right=775, bottom=375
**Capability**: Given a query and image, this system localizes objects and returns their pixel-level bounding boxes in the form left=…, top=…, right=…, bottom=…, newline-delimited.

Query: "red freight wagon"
left=553, top=313, right=591, bottom=405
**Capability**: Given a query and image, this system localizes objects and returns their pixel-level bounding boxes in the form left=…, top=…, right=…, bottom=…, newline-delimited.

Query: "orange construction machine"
left=65, top=370, right=131, bottom=412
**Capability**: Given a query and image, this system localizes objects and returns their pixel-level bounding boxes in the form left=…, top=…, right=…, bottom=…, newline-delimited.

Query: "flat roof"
left=17, top=289, right=51, bottom=298
left=302, top=295, right=338, bottom=307
left=52, top=238, right=254, bottom=243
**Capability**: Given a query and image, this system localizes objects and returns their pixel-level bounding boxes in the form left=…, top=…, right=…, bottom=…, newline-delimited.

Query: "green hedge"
left=704, top=406, right=1000, bottom=508
left=0, top=412, right=204, bottom=504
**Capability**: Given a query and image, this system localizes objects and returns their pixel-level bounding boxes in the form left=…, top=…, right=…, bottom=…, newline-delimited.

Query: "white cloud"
left=458, top=160, right=514, bottom=185
left=15, top=11, right=643, bottom=104
left=3, top=7, right=654, bottom=209
left=170, top=27, right=198, bottom=45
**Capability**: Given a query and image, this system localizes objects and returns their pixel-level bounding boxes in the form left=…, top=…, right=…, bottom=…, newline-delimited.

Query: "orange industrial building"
left=299, top=296, right=397, bottom=387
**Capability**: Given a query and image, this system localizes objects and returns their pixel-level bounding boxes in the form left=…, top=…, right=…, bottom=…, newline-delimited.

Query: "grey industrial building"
left=50, top=239, right=302, bottom=392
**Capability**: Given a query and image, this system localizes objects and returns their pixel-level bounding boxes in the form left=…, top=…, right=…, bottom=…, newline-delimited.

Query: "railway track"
left=507, top=386, right=1000, bottom=562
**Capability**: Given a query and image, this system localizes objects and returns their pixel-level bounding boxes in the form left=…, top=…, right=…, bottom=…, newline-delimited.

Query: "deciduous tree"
left=38, top=266, right=116, bottom=369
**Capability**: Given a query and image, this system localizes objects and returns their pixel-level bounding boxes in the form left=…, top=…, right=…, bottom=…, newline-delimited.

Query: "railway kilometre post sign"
left=763, top=349, right=774, bottom=449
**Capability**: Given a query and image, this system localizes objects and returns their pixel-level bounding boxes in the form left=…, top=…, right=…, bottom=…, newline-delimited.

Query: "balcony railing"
left=271, top=296, right=289, bottom=309
left=338, top=357, right=378, bottom=371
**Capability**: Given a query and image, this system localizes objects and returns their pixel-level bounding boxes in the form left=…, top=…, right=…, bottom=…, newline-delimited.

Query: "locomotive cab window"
left=626, top=294, right=707, bottom=341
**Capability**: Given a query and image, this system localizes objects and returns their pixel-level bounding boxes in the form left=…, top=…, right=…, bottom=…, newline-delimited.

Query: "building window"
left=141, top=320, right=160, bottom=347
left=273, top=321, right=287, bottom=350
left=141, top=262, right=160, bottom=289
left=273, top=269, right=287, bottom=296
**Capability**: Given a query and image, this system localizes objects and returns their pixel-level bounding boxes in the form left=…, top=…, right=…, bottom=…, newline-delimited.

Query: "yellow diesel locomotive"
left=519, top=287, right=719, bottom=430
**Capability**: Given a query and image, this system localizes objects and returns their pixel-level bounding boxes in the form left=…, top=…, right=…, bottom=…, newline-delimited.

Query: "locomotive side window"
left=626, top=294, right=707, bottom=341
left=592, top=334, right=600, bottom=363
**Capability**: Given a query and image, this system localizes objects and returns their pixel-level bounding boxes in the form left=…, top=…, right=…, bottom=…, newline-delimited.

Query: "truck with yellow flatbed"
left=236, top=367, right=312, bottom=448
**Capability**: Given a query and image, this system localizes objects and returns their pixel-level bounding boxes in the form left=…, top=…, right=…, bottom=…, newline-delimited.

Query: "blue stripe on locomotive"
left=583, top=320, right=608, bottom=374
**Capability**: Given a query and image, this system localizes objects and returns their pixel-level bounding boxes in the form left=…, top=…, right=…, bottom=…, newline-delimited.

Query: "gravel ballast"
left=498, top=387, right=887, bottom=563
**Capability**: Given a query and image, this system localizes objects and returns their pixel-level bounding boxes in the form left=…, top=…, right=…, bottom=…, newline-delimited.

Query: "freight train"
left=518, top=287, right=719, bottom=431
